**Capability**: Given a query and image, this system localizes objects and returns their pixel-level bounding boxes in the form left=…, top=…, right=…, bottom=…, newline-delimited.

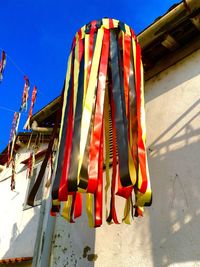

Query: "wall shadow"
left=145, top=49, right=200, bottom=103
left=2, top=207, right=39, bottom=262
left=147, top=95, right=200, bottom=266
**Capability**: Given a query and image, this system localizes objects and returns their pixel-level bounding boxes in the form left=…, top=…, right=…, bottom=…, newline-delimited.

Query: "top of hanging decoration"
left=27, top=18, right=152, bottom=227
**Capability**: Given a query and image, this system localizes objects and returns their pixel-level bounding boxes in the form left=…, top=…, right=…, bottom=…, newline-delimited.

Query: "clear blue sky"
left=0, top=0, right=180, bottom=151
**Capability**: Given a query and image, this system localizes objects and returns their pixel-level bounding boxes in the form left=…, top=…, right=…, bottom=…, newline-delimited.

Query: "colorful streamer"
left=51, top=18, right=152, bottom=227
left=20, top=75, right=30, bottom=112
left=24, top=86, right=37, bottom=130
left=0, top=50, right=6, bottom=81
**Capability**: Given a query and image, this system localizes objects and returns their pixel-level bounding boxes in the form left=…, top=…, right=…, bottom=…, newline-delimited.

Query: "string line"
left=0, top=47, right=43, bottom=95
left=0, top=105, right=26, bottom=115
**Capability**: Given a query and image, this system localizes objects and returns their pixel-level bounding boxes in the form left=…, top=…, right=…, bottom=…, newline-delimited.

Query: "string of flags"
left=0, top=49, right=38, bottom=188
left=50, top=18, right=152, bottom=227
left=7, top=79, right=38, bottom=170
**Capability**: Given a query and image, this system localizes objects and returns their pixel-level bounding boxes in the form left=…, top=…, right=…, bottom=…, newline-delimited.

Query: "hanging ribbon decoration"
left=20, top=75, right=30, bottom=112
left=51, top=18, right=152, bottom=227
left=0, top=50, right=6, bottom=81
left=24, top=86, right=37, bottom=130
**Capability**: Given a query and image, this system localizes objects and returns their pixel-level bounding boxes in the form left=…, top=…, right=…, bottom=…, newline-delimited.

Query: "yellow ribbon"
left=83, top=33, right=89, bottom=106
left=73, top=40, right=80, bottom=115
left=104, top=86, right=111, bottom=218
left=77, top=28, right=104, bottom=185
left=86, top=193, right=94, bottom=227
left=123, top=197, right=131, bottom=224
left=62, top=196, right=73, bottom=222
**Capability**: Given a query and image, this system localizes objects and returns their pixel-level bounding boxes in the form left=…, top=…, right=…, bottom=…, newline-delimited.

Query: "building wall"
left=0, top=144, right=48, bottom=261
left=39, top=47, right=200, bottom=267
left=144, top=47, right=200, bottom=267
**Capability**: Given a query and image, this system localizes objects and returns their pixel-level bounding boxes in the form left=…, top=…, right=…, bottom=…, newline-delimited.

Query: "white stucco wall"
left=144, top=48, right=200, bottom=267
left=44, top=47, right=200, bottom=267
left=0, top=145, right=48, bottom=260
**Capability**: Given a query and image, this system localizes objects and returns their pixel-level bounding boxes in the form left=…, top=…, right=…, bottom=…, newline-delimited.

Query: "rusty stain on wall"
left=83, top=246, right=98, bottom=262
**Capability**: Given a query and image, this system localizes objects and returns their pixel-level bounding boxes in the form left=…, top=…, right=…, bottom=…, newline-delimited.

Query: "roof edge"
left=138, top=0, right=200, bottom=49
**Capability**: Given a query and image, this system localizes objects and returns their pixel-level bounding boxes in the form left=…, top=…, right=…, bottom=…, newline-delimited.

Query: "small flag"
left=26, top=152, right=35, bottom=179
left=7, top=112, right=21, bottom=165
left=0, top=51, right=6, bottom=81
left=11, top=153, right=16, bottom=190
left=20, top=75, right=30, bottom=112
left=24, top=86, right=37, bottom=130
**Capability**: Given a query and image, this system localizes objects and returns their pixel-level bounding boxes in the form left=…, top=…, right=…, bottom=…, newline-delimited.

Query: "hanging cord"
left=6, top=53, right=26, bottom=77
left=0, top=105, right=26, bottom=115
left=0, top=47, right=43, bottom=96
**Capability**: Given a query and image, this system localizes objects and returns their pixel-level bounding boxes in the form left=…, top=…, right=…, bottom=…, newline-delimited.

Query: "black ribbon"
left=110, top=30, right=132, bottom=187
left=67, top=42, right=85, bottom=192
left=78, top=32, right=98, bottom=190
left=27, top=104, right=62, bottom=206
left=129, top=39, right=138, bottom=181
left=52, top=51, right=75, bottom=200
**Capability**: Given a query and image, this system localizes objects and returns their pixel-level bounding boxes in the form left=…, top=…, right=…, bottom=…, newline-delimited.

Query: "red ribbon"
left=135, top=43, right=148, bottom=193
left=58, top=87, right=74, bottom=201
left=86, top=20, right=97, bottom=89
left=106, top=82, right=119, bottom=224
left=94, top=126, right=104, bottom=227
left=87, top=29, right=110, bottom=193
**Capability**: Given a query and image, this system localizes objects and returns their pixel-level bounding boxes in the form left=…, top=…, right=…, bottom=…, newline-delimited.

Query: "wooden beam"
left=144, top=35, right=200, bottom=81
left=190, top=15, right=200, bottom=31
left=184, top=0, right=200, bottom=31
left=161, top=34, right=179, bottom=51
